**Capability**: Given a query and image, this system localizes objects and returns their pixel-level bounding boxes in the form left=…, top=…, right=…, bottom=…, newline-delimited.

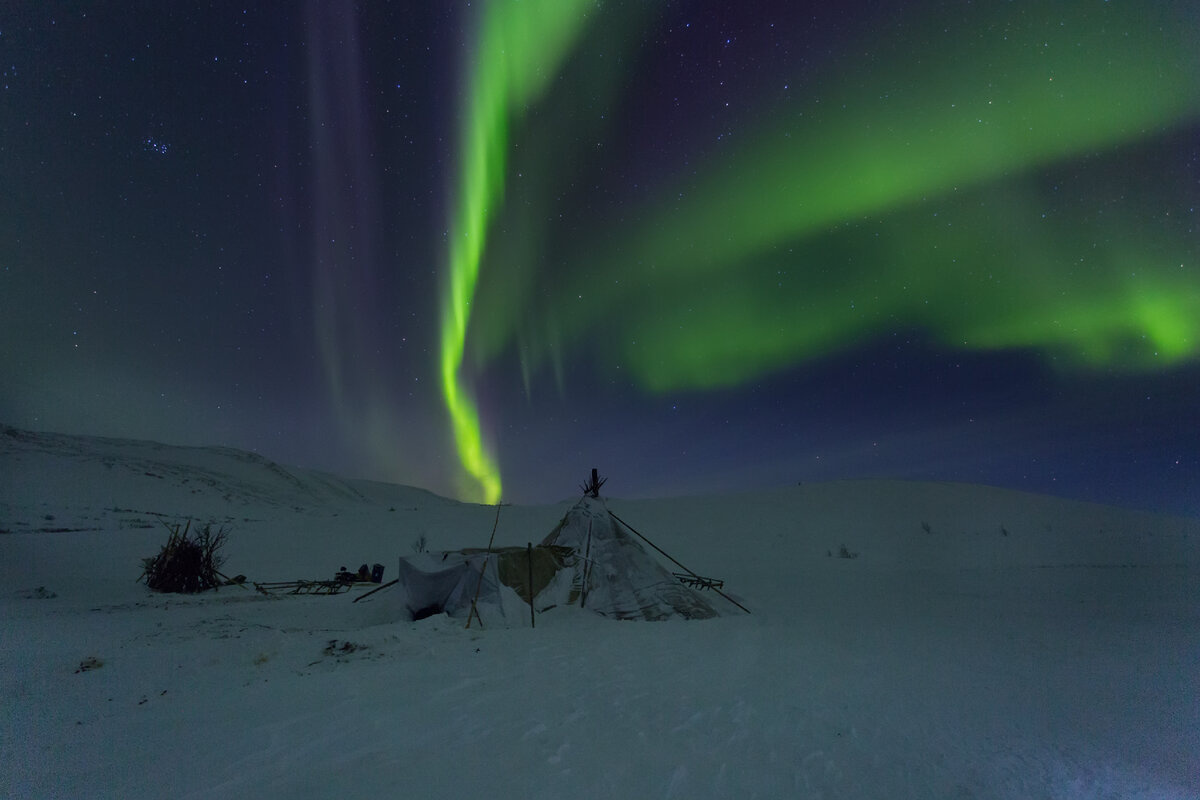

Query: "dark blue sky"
left=1, top=2, right=1197, bottom=514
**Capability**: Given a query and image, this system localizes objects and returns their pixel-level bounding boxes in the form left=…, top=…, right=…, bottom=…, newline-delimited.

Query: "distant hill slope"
left=0, top=425, right=451, bottom=533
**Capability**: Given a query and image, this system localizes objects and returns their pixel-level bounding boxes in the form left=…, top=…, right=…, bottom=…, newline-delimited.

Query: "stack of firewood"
left=139, top=521, right=229, bottom=593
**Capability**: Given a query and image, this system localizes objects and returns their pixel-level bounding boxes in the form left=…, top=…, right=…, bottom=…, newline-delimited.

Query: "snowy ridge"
left=0, top=424, right=447, bottom=527
left=2, top=427, right=1199, bottom=798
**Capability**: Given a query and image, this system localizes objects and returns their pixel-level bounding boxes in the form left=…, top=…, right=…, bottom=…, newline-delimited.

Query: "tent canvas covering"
left=540, top=496, right=720, bottom=620
left=395, top=545, right=575, bottom=623
left=394, top=496, right=724, bottom=624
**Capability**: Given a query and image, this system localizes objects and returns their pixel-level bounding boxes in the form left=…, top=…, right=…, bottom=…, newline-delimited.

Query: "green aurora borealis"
left=443, top=1, right=1200, bottom=502
left=440, top=0, right=599, bottom=502
left=3, top=1, right=1196, bottom=512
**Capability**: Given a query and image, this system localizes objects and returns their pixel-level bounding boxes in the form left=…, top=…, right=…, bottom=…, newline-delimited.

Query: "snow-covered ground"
left=2, top=426, right=1197, bottom=798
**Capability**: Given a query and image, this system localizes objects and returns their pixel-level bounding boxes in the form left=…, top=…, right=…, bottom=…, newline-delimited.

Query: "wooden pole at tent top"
left=466, top=501, right=505, bottom=629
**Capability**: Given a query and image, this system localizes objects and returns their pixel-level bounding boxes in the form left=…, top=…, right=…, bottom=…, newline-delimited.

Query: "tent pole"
left=466, top=501, right=505, bottom=629
left=579, top=518, right=594, bottom=609
left=608, top=509, right=696, bottom=576
left=609, top=508, right=751, bottom=614
left=352, top=578, right=398, bottom=603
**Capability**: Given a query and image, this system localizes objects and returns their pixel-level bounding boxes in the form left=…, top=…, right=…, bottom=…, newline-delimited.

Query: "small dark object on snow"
left=75, top=656, right=103, bottom=673
left=334, top=563, right=383, bottom=584
left=139, top=521, right=229, bottom=593
left=323, top=639, right=362, bottom=656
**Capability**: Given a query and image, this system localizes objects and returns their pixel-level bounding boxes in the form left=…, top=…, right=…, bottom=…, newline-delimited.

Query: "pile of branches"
left=139, top=521, right=229, bottom=593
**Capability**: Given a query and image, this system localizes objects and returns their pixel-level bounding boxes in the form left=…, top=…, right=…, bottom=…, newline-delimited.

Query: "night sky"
left=2, top=2, right=1198, bottom=514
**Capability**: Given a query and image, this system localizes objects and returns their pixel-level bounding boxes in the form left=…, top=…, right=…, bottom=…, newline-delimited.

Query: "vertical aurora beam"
left=439, top=0, right=596, bottom=502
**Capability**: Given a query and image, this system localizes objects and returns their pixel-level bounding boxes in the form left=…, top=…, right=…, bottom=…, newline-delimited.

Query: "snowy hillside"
left=0, top=424, right=455, bottom=519
left=2, top=426, right=1198, bottom=798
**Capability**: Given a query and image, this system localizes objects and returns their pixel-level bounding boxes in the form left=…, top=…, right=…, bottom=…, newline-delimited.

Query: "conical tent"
left=538, top=495, right=720, bottom=621
left=392, top=494, right=729, bottom=624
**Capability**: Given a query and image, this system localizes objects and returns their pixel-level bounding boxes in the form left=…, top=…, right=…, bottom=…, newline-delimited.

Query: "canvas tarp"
left=395, top=546, right=574, bottom=623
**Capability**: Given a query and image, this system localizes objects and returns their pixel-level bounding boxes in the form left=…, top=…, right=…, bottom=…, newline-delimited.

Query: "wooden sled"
left=672, top=572, right=724, bottom=591
left=253, top=580, right=351, bottom=596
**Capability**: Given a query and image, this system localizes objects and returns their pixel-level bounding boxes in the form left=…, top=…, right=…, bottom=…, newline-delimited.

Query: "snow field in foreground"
left=3, top=564, right=1196, bottom=799
left=2, top=431, right=1198, bottom=798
